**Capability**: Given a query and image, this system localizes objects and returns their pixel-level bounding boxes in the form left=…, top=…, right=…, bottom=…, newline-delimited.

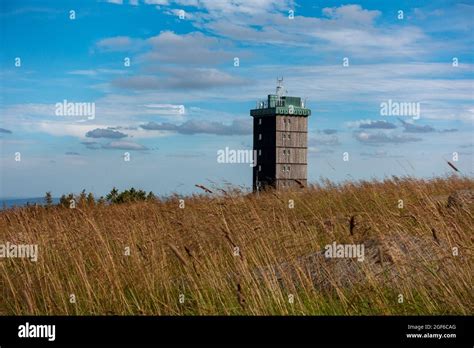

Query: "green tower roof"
left=250, top=94, right=311, bottom=117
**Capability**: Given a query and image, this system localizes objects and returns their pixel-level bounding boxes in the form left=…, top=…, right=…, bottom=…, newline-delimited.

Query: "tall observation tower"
left=250, top=78, right=311, bottom=191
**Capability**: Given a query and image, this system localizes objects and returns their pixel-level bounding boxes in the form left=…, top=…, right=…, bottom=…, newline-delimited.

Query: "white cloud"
left=322, top=4, right=380, bottom=25
left=112, top=67, right=247, bottom=90
left=246, top=63, right=474, bottom=121
left=95, top=36, right=141, bottom=52
left=139, top=118, right=251, bottom=135
left=168, top=3, right=432, bottom=59
left=102, top=141, right=148, bottom=150
left=171, top=0, right=292, bottom=16
left=67, top=69, right=128, bottom=76
left=345, top=119, right=374, bottom=129
left=67, top=70, right=98, bottom=76
left=354, top=131, right=422, bottom=144
left=143, top=30, right=233, bottom=65
left=36, top=122, right=106, bottom=138
left=144, top=0, right=169, bottom=5
left=3, top=60, right=472, bottom=143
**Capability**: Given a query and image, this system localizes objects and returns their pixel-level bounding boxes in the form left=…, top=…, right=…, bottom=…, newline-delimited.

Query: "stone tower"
left=250, top=79, right=311, bottom=191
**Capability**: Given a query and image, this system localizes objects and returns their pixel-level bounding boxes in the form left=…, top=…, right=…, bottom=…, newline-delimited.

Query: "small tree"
left=106, top=187, right=119, bottom=203
left=78, top=189, right=87, bottom=206
left=59, top=194, right=69, bottom=207
left=86, top=192, right=95, bottom=206
left=106, top=187, right=151, bottom=204
left=137, top=189, right=147, bottom=201
left=44, top=192, right=53, bottom=206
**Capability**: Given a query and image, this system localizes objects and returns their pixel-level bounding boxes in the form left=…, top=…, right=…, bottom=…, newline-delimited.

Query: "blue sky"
left=1, top=0, right=473, bottom=198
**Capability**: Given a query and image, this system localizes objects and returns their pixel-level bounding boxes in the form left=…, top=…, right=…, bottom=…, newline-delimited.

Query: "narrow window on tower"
left=258, top=165, right=262, bottom=172
left=258, top=149, right=262, bottom=156
left=283, top=134, right=286, bottom=140
left=259, top=133, right=262, bottom=141
left=259, top=118, right=262, bottom=125
left=288, top=133, right=291, bottom=139
left=288, top=165, right=291, bottom=172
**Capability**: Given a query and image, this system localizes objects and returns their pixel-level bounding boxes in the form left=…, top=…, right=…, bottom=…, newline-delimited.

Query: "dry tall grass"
left=0, top=176, right=473, bottom=315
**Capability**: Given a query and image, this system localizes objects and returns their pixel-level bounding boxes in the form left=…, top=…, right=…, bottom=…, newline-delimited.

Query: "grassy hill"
left=0, top=176, right=473, bottom=315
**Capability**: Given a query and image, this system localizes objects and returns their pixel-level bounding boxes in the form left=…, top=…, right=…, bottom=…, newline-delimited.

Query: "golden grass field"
left=0, top=176, right=473, bottom=315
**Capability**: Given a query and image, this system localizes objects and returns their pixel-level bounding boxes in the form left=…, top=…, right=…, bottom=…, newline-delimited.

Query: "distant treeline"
left=44, top=188, right=156, bottom=207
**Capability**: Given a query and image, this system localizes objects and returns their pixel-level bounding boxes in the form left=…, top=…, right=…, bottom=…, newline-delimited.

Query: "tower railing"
left=256, top=100, right=268, bottom=109
left=255, top=99, right=289, bottom=109
left=275, top=99, right=285, bottom=107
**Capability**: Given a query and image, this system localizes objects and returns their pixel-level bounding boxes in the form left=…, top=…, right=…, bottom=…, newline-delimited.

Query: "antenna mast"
left=276, top=77, right=284, bottom=97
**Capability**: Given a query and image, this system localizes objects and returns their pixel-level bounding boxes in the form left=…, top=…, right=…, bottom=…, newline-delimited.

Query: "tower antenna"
left=276, top=77, right=284, bottom=97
